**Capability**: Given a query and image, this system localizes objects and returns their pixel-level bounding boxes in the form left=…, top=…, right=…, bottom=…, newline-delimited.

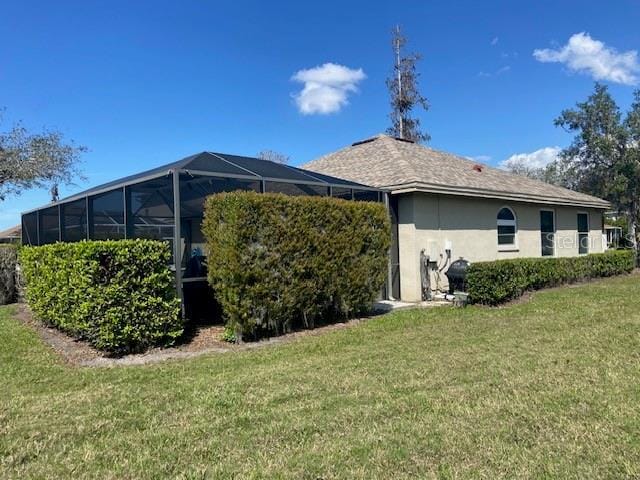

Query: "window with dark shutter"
left=540, top=210, right=555, bottom=256
left=577, top=213, right=589, bottom=254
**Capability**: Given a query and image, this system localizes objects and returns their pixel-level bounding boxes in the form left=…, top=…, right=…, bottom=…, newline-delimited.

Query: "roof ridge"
left=303, top=136, right=609, bottom=208
left=303, top=134, right=418, bottom=185
left=351, top=132, right=416, bottom=146
left=375, top=135, right=420, bottom=184
left=398, top=141, right=606, bottom=204
left=497, top=168, right=603, bottom=202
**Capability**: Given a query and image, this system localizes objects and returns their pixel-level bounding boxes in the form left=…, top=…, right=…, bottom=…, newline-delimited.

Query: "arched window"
left=497, top=207, right=517, bottom=247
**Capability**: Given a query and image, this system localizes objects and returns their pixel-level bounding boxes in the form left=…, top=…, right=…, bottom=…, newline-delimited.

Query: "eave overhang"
left=384, top=182, right=611, bottom=210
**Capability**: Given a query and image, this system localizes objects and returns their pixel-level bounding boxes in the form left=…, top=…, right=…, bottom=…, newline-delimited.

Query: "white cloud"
left=500, top=146, right=561, bottom=170
left=477, top=65, right=511, bottom=78
left=491, top=37, right=499, bottom=46
left=291, top=63, right=366, bottom=115
left=533, top=32, right=639, bottom=85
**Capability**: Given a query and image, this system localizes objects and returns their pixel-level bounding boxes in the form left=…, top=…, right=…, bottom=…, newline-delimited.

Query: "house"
left=21, top=151, right=382, bottom=318
left=303, top=134, right=611, bottom=302
left=0, top=225, right=21, bottom=244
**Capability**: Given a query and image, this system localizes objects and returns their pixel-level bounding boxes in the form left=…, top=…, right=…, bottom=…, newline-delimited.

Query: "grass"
left=1, top=275, right=640, bottom=479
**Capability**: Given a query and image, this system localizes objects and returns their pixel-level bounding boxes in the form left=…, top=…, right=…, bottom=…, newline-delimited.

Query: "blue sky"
left=1, top=0, right=640, bottom=229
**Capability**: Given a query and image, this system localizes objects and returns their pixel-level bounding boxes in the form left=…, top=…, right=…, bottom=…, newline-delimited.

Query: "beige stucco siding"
left=397, top=192, right=606, bottom=301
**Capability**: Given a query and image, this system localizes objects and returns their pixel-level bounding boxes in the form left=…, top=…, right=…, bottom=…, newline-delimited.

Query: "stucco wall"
left=397, top=192, right=606, bottom=301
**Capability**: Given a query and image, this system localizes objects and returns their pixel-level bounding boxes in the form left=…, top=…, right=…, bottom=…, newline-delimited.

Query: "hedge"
left=0, top=244, right=17, bottom=305
left=466, top=249, right=635, bottom=305
left=20, top=239, right=182, bottom=354
left=203, top=191, right=390, bottom=339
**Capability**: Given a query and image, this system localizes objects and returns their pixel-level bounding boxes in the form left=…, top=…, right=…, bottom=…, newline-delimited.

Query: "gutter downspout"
left=384, top=191, right=397, bottom=301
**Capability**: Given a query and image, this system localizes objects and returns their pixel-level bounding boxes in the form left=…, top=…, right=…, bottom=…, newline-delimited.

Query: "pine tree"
left=386, top=26, right=430, bottom=143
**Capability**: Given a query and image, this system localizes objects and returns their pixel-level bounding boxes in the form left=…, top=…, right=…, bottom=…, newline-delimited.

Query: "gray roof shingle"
left=303, top=134, right=610, bottom=209
left=0, top=224, right=21, bottom=239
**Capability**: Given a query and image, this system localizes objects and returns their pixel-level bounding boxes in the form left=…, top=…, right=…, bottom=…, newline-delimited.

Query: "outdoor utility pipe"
left=420, top=249, right=432, bottom=301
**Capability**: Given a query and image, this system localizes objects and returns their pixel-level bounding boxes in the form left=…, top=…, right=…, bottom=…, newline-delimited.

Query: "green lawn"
left=2, top=276, right=640, bottom=479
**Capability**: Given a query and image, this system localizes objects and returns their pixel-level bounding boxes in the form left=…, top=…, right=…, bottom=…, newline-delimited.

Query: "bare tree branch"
left=0, top=114, right=86, bottom=202
left=257, top=150, right=289, bottom=164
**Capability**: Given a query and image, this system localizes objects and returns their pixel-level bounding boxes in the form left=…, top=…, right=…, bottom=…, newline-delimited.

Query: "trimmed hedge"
left=0, top=244, right=17, bottom=305
left=203, top=191, right=390, bottom=339
left=20, top=239, right=182, bottom=354
left=466, top=250, right=635, bottom=305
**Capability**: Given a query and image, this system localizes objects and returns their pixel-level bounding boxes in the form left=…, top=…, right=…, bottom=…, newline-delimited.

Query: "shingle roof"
left=303, top=134, right=610, bottom=209
left=0, top=224, right=21, bottom=239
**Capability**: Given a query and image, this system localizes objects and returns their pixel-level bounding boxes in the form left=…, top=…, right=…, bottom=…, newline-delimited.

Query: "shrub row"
left=20, top=239, right=182, bottom=354
left=203, top=191, right=390, bottom=339
left=0, top=244, right=17, bottom=305
left=466, top=249, right=635, bottom=305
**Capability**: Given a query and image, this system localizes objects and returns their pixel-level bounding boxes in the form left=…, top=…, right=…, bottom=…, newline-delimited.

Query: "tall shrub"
left=20, top=239, right=182, bottom=354
left=203, top=191, right=390, bottom=339
left=466, top=250, right=635, bottom=305
left=0, top=244, right=17, bottom=305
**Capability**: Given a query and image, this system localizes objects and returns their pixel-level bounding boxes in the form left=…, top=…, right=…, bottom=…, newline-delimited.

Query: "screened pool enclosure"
left=22, top=151, right=384, bottom=319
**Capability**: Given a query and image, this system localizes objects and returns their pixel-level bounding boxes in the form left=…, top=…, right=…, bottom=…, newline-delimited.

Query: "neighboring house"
left=0, top=225, right=21, bottom=244
left=303, top=134, right=610, bottom=302
left=604, top=224, right=623, bottom=248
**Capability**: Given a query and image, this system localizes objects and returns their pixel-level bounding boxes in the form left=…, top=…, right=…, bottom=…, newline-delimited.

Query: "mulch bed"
left=10, top=303, right=387, bottom=367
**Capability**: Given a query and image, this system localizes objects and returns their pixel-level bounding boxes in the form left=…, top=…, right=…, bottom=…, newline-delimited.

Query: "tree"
left=386, top=26, right=430, bottom=143
left=553, top=83, right=640, bottom=250
left=619, top=90, right=640, bottom=250
left=0, top=114, right=85, bottom=202
left=554, top=83, right=628, bottom=197
left=504, top=159, right=550, bottom=182
left=503, top=157, right=574, bottom=188
left=257, top=149, right=289, bottom=164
